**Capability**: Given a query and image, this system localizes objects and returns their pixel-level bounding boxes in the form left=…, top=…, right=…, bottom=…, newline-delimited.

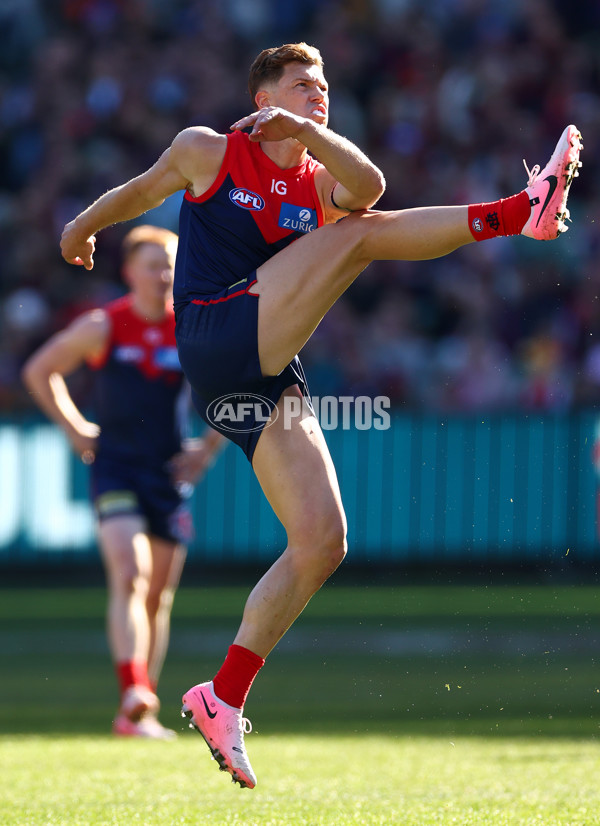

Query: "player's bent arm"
left=232, top=108, right=384, bottom=211
left=299, top=121, right=385, bottom=212
left=60, top=150, right=189, bottom=268
left=313, top=167, right=370, bottom=224
left=21, top=311, right=108, bottom=453
left=60, top=128, right=226, bottom=268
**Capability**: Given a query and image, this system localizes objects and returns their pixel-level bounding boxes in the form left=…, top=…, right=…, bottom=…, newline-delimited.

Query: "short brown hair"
left=121, top=225, right=178, bottom=262
left=248, top=43, right=324, bottom=104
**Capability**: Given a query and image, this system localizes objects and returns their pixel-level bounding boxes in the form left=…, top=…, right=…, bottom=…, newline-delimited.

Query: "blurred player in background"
left=59, top=43, right=582, bottom=784
left=23, top=225, right=224, bottom=739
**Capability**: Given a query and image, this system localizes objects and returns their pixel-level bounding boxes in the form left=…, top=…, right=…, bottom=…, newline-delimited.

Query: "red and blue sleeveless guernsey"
left=173, top=129, right=325, bottom=309
left=87, top=295, right=185, bottom=466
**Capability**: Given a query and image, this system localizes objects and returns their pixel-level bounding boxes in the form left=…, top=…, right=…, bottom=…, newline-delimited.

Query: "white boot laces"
left=523, top=159, right=541, bottom=187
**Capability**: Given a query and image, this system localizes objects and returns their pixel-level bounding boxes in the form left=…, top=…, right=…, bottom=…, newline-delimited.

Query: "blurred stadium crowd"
left=1, top=0, right=599, bottom=414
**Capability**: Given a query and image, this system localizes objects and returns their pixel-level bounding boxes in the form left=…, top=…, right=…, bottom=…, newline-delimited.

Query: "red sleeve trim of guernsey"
left=184, top=133, right=234, bottom=204
left=191, top=280, right=258, bottom=305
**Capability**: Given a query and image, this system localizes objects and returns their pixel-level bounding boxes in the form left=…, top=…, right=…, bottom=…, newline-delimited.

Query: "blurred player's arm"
left=60, top=128, right=227, bottom=270
left=169, top=428, right=228, bottom=488
left=21, top=311, right=108, bottom=461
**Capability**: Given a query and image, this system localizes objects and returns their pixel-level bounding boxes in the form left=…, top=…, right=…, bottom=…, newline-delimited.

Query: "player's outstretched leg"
left=522, top=124, right=583, bottom=240
left=182, top=681, right=257, bottom=789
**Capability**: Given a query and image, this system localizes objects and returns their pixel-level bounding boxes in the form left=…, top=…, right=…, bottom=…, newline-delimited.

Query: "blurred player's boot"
left=112, top=713, right=176, bottom=740
left=522, top=124, right=583, bottom=240
left=181, top=680, right=256, bottom=789
left=120, top=684, right=160, bottom=722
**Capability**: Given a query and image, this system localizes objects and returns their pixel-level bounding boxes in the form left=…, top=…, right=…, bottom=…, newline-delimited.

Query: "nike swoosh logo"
left=201, top=692, right=217, bottom=719
left=535, top=175, right=557, bottom=227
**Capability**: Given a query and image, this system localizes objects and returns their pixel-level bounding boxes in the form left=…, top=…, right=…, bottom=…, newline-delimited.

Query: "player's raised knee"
left=332, top=209, right=382, bottom=262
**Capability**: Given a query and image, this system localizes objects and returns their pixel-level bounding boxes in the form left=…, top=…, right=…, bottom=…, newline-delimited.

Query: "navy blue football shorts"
left=175, top=275, right=313, bottom=462
left=90, top=453, right=193, bottom=544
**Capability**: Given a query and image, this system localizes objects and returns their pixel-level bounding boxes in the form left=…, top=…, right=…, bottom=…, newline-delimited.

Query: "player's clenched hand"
left=61, top=221, right=96, bottom=270
left=68, top=425, right=100, bottom=465
left=231, top=107, right=306, bottom=143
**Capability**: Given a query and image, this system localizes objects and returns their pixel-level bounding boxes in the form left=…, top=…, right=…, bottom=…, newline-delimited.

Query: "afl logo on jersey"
left=229, top=188, right=265, bottom=211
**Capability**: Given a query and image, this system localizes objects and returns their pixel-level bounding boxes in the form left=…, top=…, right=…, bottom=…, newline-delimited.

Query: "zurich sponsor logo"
left=229, top=188, right=265, bottom=211
left=206, top=393, right=278, bottom=433
left=278, top=202, right=317, bottom=233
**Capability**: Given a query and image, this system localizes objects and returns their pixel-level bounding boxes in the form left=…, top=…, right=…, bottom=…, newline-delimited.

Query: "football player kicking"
left=59, top=43, right=581, bottom=785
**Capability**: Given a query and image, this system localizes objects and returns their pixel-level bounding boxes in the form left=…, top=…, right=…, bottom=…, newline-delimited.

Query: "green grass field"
left=2, top=581, right=600, bottom=824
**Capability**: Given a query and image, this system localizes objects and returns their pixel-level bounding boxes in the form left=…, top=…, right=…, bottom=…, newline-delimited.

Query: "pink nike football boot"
left=522, top=124, right=583, bottom=240
left=182, top=681, right=256, bottom=789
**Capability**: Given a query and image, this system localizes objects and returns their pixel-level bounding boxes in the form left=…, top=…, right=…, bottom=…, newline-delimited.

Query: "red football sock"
left=212, top=644, right=265, bottom=709
left=468, top=190, right=531, bottom=241
left=116, top=660, right=152, bottom=697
